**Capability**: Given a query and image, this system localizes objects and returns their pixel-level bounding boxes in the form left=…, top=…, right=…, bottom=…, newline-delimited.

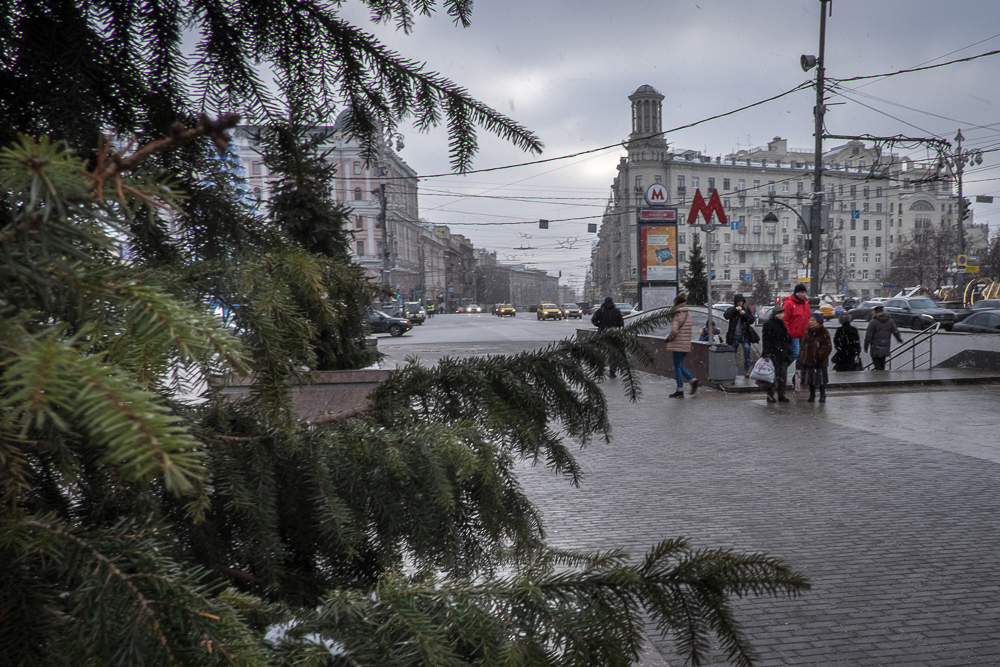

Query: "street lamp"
left=947, top=129, right=984, bottom=303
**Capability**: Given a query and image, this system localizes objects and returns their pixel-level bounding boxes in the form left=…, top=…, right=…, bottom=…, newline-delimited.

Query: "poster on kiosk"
left=636, top=182, right=679, bottom=311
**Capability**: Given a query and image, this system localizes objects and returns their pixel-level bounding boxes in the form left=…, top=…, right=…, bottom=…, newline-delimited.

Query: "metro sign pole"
left=688, top=188, right=728, bottom=333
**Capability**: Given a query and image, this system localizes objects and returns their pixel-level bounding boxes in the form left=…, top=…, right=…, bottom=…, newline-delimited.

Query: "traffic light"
left=631, top=266, right=637, bottom=278
left=961, top=198, right=971, bottom=221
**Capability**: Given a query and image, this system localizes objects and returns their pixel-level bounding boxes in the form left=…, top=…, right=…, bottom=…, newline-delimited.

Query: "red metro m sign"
left=687, top=188, right=727, bottom=225
left=644, top=183, right=668, bottom=206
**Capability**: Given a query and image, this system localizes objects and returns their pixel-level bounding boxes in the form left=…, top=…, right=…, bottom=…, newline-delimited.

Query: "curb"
left=715, top=373, right=1000, bottom=394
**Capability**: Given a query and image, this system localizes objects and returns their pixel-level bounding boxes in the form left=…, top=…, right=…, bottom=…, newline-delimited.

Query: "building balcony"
left=733, top=243, right=782, bottom=252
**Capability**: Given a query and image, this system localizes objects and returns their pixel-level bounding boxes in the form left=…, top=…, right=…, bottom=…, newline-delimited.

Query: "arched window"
left=908, top=200, right=934, bottom=211
left=354, top=187, right=363, bottom=201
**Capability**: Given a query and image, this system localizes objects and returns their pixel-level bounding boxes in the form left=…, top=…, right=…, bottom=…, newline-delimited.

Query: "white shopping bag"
left=749, top=357, right=775, bottom=384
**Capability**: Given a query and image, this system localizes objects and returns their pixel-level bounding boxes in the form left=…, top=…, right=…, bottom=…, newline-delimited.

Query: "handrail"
left=880, top=322, right=942, bottom=370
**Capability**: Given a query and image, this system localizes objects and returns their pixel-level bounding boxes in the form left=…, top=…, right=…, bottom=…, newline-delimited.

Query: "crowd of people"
left=593, top=283, right=906, bottom=403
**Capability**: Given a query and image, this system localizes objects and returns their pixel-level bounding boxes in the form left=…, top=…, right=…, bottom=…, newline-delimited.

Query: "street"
left=382, top=315, right=1000, bottom=666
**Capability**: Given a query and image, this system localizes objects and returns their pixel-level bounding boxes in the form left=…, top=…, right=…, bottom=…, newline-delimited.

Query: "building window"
left=753, top=233, right=761, bottom=244
left=723, top=178, right=731, bottom=190
left=723, top=251, right=731, bottom=263
left=678, top=175, right=685, bottom=188
left=692, top=176, right=700, bottom=190
left=862, top=252, right=869, bottom=263
left=876, top=187, right=883, bottom=197
left=356, top=215, right=364, bottom=229
left=724, top=269, right=731, bottom=280
left=875, top=220, right=882, bottom=230
left=252, top=161, right=262, bottom=175
left=753, top=198, right=760, bottom=208
left=797, top=181, right=804, bottom=193
left=863, top=203, right=870, bottom=212
left=903, top=179, right=911, bottom=189
left=678, top=251, right=686, bottom=262
left=678, top=232, right=686, bottom=244
left=875, top=269, right=882, bottom=280
left=752, top=217, right=761, bottom=232
left=753, top=180, right=760, bottom=190
left=875, top=237, right=882, bottom=247
left=739, top=251, right=747, bottom=263
left=782, top=182, right=790, bottom=193
left=876, top=203, right=883, bottom=213
left=768, top=181, right=776, bottom=194
left=357, top=241, right=365, bottom=255
left=781, top=253, right=790, bottom=263
left=738, top=233, right=746, bottom=244
left=850, top=236, right=856, bottom=247
left=768, top=233, right=776, bottom=244
left=782, top=217, right=789, bottom=229
left=846, top=159, right=853, bottom=168
left=849, top=252, right=856, bottom=264
left=875, top=253, right=882, bottom=264
left=654, top=174, right=662, bottom=184
left=354, top=187, right=363, bottom=200
left=783, top=234, right=789, bottom=244
left=723, top=233, right=731, bottom=242
left=723, top=198, right=731, bottom=208
left=353, top=162, right=361, bottom=175
left=915, top=182, right=922, bottom=192
left=863, top=236, right=869, bottom=248
left=738, top=179, right=746, bottom=192
left=890, top=202, right=894, bottom=213
left=850, top=220, right=856, bottom=230
left=636, top=175, right=643, bottom=189
left=708, top=177, right=716, bottom=191
left=850, top=270, right=856, bottom=280
left=863, top=219, right=870, bottom=230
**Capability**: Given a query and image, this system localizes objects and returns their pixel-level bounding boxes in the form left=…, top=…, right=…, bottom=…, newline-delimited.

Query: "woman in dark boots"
left=800, top=311, right=833, bottom=402
left=761, top=304, right=793, bottom=403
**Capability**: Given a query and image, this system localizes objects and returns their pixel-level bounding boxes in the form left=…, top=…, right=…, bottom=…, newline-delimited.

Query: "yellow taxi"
left=496, top=303, right=516, bottom=317
left=536, top=303, right=563, bottom=320
left=818, top=303, right=835, bottom=320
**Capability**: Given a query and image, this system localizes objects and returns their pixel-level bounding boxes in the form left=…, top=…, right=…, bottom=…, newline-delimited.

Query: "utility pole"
left=809, top=0, right=830, bottom=297
left=950, top=129, right=983, bottom=302
left=376, top=182, right=390, bottom=286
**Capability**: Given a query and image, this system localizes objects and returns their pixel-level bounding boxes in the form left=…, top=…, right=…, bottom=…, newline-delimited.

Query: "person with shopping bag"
left=760, top=303, right=793, bottom=403
left=799, top=311, right=833, bottom=403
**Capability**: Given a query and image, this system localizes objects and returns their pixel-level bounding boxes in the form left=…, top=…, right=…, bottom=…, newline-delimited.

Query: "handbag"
left=749, top=357, right=775, bottom=384
left=793, top=370, right=803, bottom=392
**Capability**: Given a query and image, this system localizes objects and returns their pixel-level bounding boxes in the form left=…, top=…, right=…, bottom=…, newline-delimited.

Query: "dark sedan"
left=368, top=310, right=412, bottom=337
left=952, top=309, right=1000, bottom=334
left=885, top=297, right=956, bottom=330
left=847, top=300, right=884, bottom=322
left=955, top=299, right=1000, bottom=322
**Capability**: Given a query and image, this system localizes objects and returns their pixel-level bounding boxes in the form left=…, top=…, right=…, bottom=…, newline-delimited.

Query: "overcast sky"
left=337, top=0, right=1000, bottom=292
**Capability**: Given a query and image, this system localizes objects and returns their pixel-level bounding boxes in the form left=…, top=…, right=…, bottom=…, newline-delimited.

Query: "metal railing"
left=878, top=322, right=942, bottom=370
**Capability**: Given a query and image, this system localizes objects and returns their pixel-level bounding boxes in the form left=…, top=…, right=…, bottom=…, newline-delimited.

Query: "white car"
left=466, top=304, right=483, bottom=313
left=615, top=302, right=637, bottom=316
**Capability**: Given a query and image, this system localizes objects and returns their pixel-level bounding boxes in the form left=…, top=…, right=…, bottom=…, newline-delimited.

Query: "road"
left=377, top=315, right=1000, bottom=666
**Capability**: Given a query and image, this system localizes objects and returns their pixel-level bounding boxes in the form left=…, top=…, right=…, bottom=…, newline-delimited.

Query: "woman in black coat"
left=760, top=304, right=793, bottom=403
left=832, top=313, right=862, bottom=372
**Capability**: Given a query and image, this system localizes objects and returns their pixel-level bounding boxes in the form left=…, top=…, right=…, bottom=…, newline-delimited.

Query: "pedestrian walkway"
left=717, top=367, right=1000, bottom=393
left=515, top=377, right=1000, bottom=666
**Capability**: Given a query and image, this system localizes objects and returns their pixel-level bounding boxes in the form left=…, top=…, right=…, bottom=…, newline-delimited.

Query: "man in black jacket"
left=864, top=304, right=902, bottom=370
left=592, top=297, right=624, bottom=378
left=724, top=293, right=759, bottom=378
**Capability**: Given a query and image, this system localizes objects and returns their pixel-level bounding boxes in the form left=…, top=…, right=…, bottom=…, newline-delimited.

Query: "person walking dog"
left=864, top=304, right=902, bottom=370
left=666, top=293, right=696, bottom=398
left=800, top=311, right=833, bottom=402
left=832, top=313, right=862, bottom=371
left=724, top=293, right=759, bottom=378
left=761, top=303, right=793, bottom=403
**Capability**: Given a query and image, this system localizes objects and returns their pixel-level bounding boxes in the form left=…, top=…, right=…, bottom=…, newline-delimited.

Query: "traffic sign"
left=851, top=210, right=860, bottom=219
left=638, top=208, right=677, bottom=221
left=644, top=183, right=669, bottom=206
left=957, top=254, right=968, bottom=267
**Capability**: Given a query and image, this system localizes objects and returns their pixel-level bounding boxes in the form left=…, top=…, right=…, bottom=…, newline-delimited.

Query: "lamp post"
left=948, top=129, right=983, bottom=303
left=800, top=0, right=830, bottom=297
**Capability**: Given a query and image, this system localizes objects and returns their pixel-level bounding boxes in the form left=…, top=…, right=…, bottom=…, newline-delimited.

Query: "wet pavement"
left=515, top=377, right=1000, bottom=666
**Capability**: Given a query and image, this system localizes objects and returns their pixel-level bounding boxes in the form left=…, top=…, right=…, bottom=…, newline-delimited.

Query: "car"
left=368, top=310, right=412, bottom=337
left=952, top=309, right=1000, bottom=333
left=842, top=297, right=860, bottom=310
left=847, top=300, right=884, bottom=322
left=577, top=302, right=595, bottom=315
left=615, top=302, right=637, bottom=316
left=537, top=303, right=562, bottom=320
left=528, top=305, right=539, bottom=313
left=466, top=304, right=483, bottom=313
left=884, top=296, right=956, bottom=330
left=818, top=303, right=835, bottom=320
left=561, top=303, right=583, bottom=319
left=394, top=301, right=426, bottom=324
left=756, top=305, right=774, bottom=324
left=954, top=299, right=1000, bottom=322
left=496, top=303, right=516, bottom=317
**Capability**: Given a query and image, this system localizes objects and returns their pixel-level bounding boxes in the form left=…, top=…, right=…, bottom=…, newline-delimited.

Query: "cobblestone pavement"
left=515, top=377, right=1000, bottom=666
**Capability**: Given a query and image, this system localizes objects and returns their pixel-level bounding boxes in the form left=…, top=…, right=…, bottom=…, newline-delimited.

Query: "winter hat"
left=811, top=311, right=825, bottom=325
left=839, top=313, right=853, bottom=325
left=794, top=283, right=808, bottom=294
left=771, top=303, right=785, bottom=315
left=734, top=293, right=746, bottom=305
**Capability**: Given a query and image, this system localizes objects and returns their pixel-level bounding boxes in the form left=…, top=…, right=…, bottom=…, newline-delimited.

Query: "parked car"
left=955, top=299, right=1000, bottom=322
left=561, top=303, right=583, bottom=319
left=394, top=301, right=426, bottom=324
left=496, top=303, right=516, bottom=317
left=885, top=296, right=956, bottom=330
left=952, top=309, right=1000, bottom=333
left=847, top=301, right=883, bottom=322
left=537, top=303, right=562, bottom=320
left=466, top=304, right=483, bottom=313
left=368, top=310, right=412, bottom=337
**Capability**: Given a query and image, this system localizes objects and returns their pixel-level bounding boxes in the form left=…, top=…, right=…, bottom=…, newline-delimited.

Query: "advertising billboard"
left=639, top=223, right=677, bottom=282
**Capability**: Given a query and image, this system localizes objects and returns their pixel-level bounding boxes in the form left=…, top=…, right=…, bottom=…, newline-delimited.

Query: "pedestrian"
left=426, top=302, right=435, bottom=318
left=699, top=320, right=721, bottom=342
left=864, top=304, right=902, bottom=370
left=761, top=303, right=793, bottom=403
left=666, top=293, right=696, bottom=398
left=799, top=311, right=833, bottom=402
left=781, top=283, right=812, bottom=365
left=724, top=293, right=760, bottom=378
left=592, top=297, right=625, bottom=378
left=832, top=313, right=862, bottom=372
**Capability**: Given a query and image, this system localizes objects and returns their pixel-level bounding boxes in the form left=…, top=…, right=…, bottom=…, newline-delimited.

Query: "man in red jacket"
left=782, top=283, right=812, bottom=363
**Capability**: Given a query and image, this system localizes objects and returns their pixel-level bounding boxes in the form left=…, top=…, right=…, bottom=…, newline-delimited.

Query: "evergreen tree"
left=752, top=269, right=773, bottom=307
left=684, top=235, right=708, bottom=305
left=0, top=2, right=809, bottom=665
